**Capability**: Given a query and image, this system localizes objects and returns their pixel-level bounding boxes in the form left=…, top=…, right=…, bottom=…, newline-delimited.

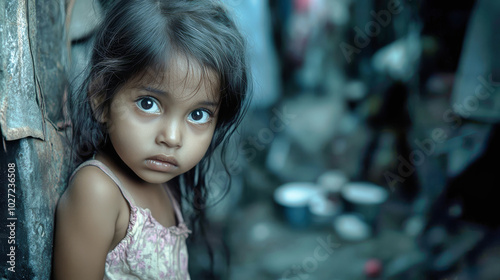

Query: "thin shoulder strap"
left=164, top=186, right=184, bottom=224
left=69, top=159, right=136, bottom=206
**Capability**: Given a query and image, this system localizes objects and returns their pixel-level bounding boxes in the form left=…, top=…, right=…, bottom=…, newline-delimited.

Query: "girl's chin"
left=137, top=172, right=177, bottom=185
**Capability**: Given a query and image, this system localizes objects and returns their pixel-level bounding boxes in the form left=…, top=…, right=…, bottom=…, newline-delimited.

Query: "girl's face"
left=104, top=56, right=219, bottom=184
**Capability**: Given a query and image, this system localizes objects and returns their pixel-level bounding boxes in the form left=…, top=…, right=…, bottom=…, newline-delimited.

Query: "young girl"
left=53, top=0, right=249, bottom=279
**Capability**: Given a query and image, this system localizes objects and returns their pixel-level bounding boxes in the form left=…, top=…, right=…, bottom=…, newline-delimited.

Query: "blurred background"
left=195, top=0, right=500, bottom=279
left=1, top=0, right=500, bottom=279
left=197, top=0, right=499, bottom=279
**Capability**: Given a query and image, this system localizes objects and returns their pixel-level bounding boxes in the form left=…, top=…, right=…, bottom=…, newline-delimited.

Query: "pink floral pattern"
left=104, top=205, right=191, bottom=280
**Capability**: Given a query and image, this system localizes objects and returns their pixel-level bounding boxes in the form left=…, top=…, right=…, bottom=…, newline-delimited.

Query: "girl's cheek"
left=110, top=99, right=130, bottom=121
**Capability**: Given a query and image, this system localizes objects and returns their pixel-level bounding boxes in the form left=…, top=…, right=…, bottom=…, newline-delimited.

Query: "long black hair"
left=68, top=0, right=250, bottom=277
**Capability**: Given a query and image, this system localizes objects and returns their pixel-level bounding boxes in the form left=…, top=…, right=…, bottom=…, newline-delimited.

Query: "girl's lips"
left=145, top=155, right=178, bottom=172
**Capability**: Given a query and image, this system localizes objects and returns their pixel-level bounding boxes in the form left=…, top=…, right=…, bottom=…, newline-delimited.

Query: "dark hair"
left=68, top=0, right=250, bottom=277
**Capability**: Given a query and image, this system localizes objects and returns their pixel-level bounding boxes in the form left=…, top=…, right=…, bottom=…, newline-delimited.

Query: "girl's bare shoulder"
left=58, top=165, right=123, bottom=218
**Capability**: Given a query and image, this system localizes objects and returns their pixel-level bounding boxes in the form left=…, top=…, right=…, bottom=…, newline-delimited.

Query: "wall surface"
left=0, top=0, right=71, bottom=279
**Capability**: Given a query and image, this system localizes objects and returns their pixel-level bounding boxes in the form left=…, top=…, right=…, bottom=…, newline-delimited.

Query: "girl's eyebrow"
left=142, top=86, right=167, bottom=95
left=141, top=86, right=219, bottom=108
left=197, top=101, right=219, bottom=108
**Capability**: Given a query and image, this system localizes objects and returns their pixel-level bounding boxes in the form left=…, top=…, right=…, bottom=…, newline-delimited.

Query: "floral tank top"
left=70, top=160, right=191, bottom=280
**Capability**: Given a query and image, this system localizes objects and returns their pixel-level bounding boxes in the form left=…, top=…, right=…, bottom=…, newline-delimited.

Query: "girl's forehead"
left=132, top=55, right=220, bottom=101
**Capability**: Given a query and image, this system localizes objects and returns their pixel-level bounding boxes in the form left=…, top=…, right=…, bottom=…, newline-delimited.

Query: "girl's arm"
left=53, top=167, right=122, bottom=280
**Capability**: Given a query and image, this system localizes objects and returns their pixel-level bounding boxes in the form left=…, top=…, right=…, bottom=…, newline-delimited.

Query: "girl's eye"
left=136, top=97, right=160, bottom=114
left=188, top=109, right=212, bottom=124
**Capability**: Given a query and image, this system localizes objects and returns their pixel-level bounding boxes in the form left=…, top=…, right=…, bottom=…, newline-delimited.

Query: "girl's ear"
left=89, top=92, right=109, bottom=124
left=88, top=77, right=109, bottom=123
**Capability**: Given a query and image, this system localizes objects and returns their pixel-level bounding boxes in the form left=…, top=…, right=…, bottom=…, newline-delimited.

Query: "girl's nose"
left=156, top=119, right=182, bottom=148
